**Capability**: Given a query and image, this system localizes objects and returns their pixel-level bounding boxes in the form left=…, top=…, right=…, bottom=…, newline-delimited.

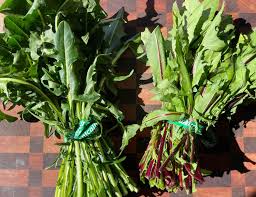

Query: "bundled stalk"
left=133, top=0, right=256, bottom=193
left=0, top=0, right=137, bottom=196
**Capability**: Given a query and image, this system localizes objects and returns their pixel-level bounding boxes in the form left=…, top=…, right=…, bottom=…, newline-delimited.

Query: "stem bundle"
left=55, top=138, right=137, bottom=197
left=139, top=122, right=203, bottom=192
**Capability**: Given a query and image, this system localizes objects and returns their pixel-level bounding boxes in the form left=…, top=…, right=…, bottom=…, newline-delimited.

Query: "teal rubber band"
left=77, top=122, right=99, bottom=140
left=74, top=120, right=91, bottom=139
left=168, top=119, right=204, bottom=135
left=65, top=118, right=99, bottom=141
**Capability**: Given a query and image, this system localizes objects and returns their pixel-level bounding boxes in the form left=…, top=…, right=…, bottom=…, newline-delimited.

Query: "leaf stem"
left=74, top=141, right=83, bottom=197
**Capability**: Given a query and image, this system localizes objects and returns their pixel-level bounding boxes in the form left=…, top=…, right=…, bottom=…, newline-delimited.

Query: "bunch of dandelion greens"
left=0, top=0, right=138, bottom=196
left=124, top=0, right=256, bottom=194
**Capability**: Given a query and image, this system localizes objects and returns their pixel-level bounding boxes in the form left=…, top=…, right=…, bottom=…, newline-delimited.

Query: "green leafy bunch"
left=133, top=0, right=256, bottom=194
left=141, top=0, right=256, bottom=127
left=0, top=0, right=132, bottom=136
left=0, top=0, right=139, bottom=196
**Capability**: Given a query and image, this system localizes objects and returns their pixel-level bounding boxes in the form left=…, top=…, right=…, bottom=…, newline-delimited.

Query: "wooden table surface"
left=0, top=0, right=256, bottom=196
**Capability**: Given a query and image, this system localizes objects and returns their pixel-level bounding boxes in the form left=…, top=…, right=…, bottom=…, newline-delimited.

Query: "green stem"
left=101, top=138, right=138, bottom=192
left=84, top=143, right=99, bottom=190
left=37, top=10, right=46, bottom=28
left=94, top=140, right=123, bottom=196
left=74, top=141, right=83, bottom=197
left=76, top=102, right=82, bottom=120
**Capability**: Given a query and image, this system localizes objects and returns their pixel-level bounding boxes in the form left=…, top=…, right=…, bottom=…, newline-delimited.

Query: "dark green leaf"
left=103, top=8, right=125, bottom=53
left=0, top=0, right=30, bottom=15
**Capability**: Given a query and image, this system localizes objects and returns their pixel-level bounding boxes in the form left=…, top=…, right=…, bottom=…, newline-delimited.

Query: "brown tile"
left=29, top=170, right=42, bottom=186
left=244, top=153, right=256, bottom=170
left=225, top=0, right=238, bottom=12
left=42, top=170, right=58, bottom=187
left=42, top=187, right=55, bottom=197
left=245, top=171, right=256, bottom=186
left=232, top=187, right=245, bottom=197
left=198, top=173, right=231, bottom=187
left=124, top=0, right=136, bottom=12
left=29, top=187, right=42, bottom=197
left=30, top=123, right=44, bottom=137
left=101, top=0, right=108, bottom=11
left=107, top=0, right=125, bottom=14
left=15, top=154, right=29, bottom=169
left=231, top=171, right=245, bottom=186
left=166, top=13, right=172, bottom=28
left=0, top=187, right=28, bottom=197
left=244, top=138, right=256, bottom=153
left=245, top=121, right=256, bottom=128
left=136, top=0, right=147, bottom=14
left=138, top=88, right=161, bottom=105
left=244, top=126, right=256, bottom=137
left=13, top=188, right=28, bottom=197
left=237, top=0, right=256, bottom=12
left=170, top=190, right=191, bottom=197
left=0, top=137, right=30, bottom=153
left=0, top=121, right=29, bottom=136
left=43, top=137, right=61, bottom=153
left=158, top=193, right=170, bottom=197
left=155, top=0, right=167, bottom=12
left=30, top=136, right=43, bottom=153
left=0, top=170, right=28, bottom=187
left=194, top=188, right=232, bottom=197
left=139, top=104, right=161, bottom=113
left=29, top=154, right=43, bottom=170
left=0, top=153, right=28, bottom=169
left=245, top=187, right=256, bottom=197
left=43, top=154, right=59, bottom=169
left=127, top=12, right=137, bottom=21
left=0, top=153, right=16, bottom=169
left=230, top=12, right=240, bottom=19
left=0, top=187, right=14, bottom=197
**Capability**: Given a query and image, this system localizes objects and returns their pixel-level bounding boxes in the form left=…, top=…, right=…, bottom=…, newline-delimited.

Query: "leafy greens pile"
left=0, top=0, right=138, bottom=196
left=135, top=0, right=256, bottom=193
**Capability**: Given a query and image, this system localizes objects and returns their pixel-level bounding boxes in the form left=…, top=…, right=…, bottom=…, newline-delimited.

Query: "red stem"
left=169, top=124, right=173, bottom=150
left=155, top=123, right=168, bottom=177
left=159, top=135, right=187, bottom=172
left=194, top=164, right=204, bottom=183
left=145, top=160, right=154, bottom=179
left=179, top=169, right=183, bottom=188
